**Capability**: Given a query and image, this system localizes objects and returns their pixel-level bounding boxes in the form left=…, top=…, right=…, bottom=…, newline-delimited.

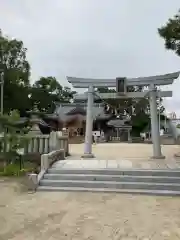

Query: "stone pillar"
left=49, top=131, right=58, bottom=152
left=149, top=84, right=165, bottom=159
left=82, top=85, right=94, bottom=158
left=116, top=128, right=119, bottom=141
left=128, top=129, right=131, bottom=142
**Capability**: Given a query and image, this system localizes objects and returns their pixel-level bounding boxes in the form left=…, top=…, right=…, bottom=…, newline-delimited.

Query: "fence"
left=25, top=135, right=50, bottom=154
left=56, top=135, right=69, bottom=156
left=0, top=133, right=69, bottom=156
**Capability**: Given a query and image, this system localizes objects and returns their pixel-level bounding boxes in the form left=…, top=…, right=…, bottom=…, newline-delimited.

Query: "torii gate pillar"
left=149, top=84, right=165, bottom=159
left=81, top=85, right=95, bottom=158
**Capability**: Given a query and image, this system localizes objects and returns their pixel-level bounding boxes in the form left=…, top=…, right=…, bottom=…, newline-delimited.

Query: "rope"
left=92, top=89, right=151, bottom=117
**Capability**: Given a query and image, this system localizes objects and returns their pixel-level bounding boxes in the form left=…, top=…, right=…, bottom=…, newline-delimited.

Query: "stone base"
left=150, top=155, right=165, bottom=160
left=81, top=153, right=95, bottom=159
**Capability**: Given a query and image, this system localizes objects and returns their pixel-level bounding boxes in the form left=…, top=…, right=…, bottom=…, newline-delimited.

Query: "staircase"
left=37, top=168, right=180, bottom=196
left=161, top=118, right=180, bottom=144
left=160, top=134, right=176, bottom=145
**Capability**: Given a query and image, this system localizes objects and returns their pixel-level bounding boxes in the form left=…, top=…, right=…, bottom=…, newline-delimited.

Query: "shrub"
left=0, top=161, right=39, bottom=177
left=0, top=109, right=30, bottom=165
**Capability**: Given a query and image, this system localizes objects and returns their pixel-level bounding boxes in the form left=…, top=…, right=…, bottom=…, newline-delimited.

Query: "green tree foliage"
left=97, top=87, right=116, bottom=93
left=33, top=76, right=62, bottom=94
left=31, top=77, right=76, bottom=113
left=0, top=110, right=29, bottom=164
left=158, top=10, right=180, bottom=56
left=0, top=30, right=76, bottom=115
left=0, top=30, right=30, bottom=114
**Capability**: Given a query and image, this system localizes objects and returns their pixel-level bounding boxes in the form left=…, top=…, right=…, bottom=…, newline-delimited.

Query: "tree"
left=33, top=77, right=62, bottom=95
left=31, top=77, right=76, bottom=113
left=0, top=29, right=31, bottom=114
left=97, top=87, right=116, bottom=93
left=62, top=86, right=76, bottom=103
left=158, top=10, right=180, bottom=56
left=0, top=110, right=29, bottom=165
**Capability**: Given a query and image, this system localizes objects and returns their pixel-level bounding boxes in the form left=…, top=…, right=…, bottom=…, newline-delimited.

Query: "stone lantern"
left=27, top=104, right=42, bottom=135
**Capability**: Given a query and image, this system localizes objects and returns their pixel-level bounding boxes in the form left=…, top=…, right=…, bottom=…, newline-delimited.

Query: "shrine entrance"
left=107, top=118, right=132, bottom=142
left=109, top=127, right=131, bottom=142
left=67, top=72, right=179, bottom=159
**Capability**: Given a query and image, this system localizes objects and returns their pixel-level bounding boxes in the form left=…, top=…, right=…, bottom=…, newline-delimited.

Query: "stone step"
left=39, top=179, right=180, bottom=191
left=44, top=173, right=180, bottom=183
left=48, top=168, right=180, bottom=177
left=37, top=186, right=180, bottom=196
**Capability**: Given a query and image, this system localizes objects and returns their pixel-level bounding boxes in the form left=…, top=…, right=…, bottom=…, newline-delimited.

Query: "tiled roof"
left=107, top=119, right=131, bottom=128
left=55, top=104, right=107, bottom=121
left=95, top=112, right=112, bottom=120
left=44, top=114, right=59, bottom=120
left=66, top=106, right=86, bottom=116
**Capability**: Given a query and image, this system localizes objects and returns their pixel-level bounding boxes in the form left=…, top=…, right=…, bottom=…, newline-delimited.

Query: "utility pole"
left=0, top=30, right=4, bottom=115
left=0, top=72, right=4, bottom=115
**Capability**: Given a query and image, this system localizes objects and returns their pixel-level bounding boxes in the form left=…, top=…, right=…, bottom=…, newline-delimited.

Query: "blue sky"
left=0, top=0, right=180, bottom=115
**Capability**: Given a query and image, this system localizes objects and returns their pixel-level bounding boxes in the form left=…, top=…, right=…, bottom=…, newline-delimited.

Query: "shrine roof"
left=55, top=103, right=109, bottom=121
left=107, top=118, right=132, bottom=128
left=66, top=106, right=86, bottom=116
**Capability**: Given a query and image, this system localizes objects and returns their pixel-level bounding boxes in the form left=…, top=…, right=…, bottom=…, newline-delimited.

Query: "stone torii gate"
left=67, top=72, right=179, bottom=159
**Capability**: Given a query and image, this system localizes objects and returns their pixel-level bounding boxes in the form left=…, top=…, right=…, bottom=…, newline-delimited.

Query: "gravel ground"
left=1, top=178, right=180, bottom=240
left=1, top=144, right=180, bottom=240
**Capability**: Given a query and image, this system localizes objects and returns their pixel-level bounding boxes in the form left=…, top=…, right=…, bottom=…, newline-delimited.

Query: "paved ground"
left=52, top=158, right=180, bottom=170
left=68, top=143, right=180, bottom=169
left=69, top=143, right=180, bottom=160
left=1, top=143, right=180, bottom=240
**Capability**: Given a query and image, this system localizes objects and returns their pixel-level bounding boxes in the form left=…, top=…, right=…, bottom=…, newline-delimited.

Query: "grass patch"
left=0, top=162, right=39, bottom=177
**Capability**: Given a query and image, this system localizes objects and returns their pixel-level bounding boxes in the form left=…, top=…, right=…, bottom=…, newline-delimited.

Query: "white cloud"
left=0, top=0, right=180, bottom=114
